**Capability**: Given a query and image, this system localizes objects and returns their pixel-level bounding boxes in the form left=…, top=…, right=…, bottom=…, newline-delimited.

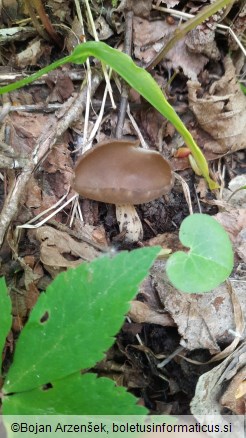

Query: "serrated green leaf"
left=166, top=214, right=233, bottom=293
left=3, top=372, right=147, bottom=415
left=0, top=277, right=12, bottom=371
left=3, top=247, right=159, bottom=393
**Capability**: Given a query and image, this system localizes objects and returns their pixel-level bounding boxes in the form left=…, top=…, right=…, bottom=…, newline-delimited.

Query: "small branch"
left=25, top=0, right=48, bottom=41
left=115, top=10, right=133, bottom=138
left=0, top=70, right=85, bottom=85
left=0, top=71, right=103, bottom=247
left=25, top=0, right=63, bottom=47
left=0, top=153, right=29, bottom=169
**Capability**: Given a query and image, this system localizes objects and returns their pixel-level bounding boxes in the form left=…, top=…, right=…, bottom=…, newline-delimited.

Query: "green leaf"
left=3, top=247, right=159, bottom=393
left=240, top=83, right=246, bottom=95
left=166, top=214, right=233, bottom=293
left=3, top=372, right=147, bottom=415
left=0, top=42, right=217, bottom=189
left=0, top=277, right=12, bottom=371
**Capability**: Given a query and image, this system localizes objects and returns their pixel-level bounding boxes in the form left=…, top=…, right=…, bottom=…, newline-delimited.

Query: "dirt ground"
left=0, top=0, right=245, bottom=419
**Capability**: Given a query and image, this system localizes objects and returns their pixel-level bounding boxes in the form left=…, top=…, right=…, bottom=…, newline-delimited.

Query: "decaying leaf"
left=185, top=4, right=227, bottom=61
left=15, top=39, right=44, bottom=68
left=133, top=17, right=208, bottom=80
left=191, top=342, right=246, bottom=434
left=133, top=16, right=170, bottom=64
left=87, top=16, right=114, bottom=40
left=25, top=177, right=42, bottom=208
left=117, top=0, right=153, bottom=18
left=215, top=209, right=246, bottom=265
left=129, top=300, right=175, bottom=327
left=220, top=366, right=246, bottom=414
left=188, top=56, right=246, bottom=154
left=151, top=260, right=246, bottom=353
left=165, top=38, right=208, bottom=81
left=34, top=226, right=101, bottom=276
left=186, top=27, right=220, bottom=60
left=236, top=379, right=246, bottom=399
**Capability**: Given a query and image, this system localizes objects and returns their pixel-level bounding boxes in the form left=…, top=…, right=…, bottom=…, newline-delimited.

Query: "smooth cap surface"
left=73, top=139, right=173, bottom=204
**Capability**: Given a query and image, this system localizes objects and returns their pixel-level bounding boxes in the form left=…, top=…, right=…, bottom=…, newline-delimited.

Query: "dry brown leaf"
left=186, top=27, right=220, bottom=60
left=34, top=225, right=100, bottom=276
left=42, top=141, right=73, bottom=177
left=88, top=16, right=113, bottom=40
left=220, top=366, right=246, bottom=414
left=165, top=38, right=208, bottom=81
left=188, top=56, right=246, bottom=154
left=45, top=71, right=75, bottom=103
left=191, top=342, right=246, bottom=429
left=129, top=300, right=175, bottom=326
left=196, top=178, right=208, bottom=198
left=25, top=176, right=42, bottom=208
left=139, top=107, right=167, bottom=144
left=65, top=17, right=84, bottom=52
left=15, top=39, right=44, bottom=68
left=133, top=17, right=208, bottom=79
left=236, top=228, right=246, bottom=264
left=215, top=209, right=246, bottom=264
left=117, top=0, right=153, bottom=17
left=47, top=0, right=71, bottom=22
left=25, top=282, right=39, bottom=312
left=8, top=113, right=56, bottom=156
left=236, top=379, right=246, bottom=399
left=151, top=260, right=246, bottom=353
left=133, top=16, right=170, bottom=63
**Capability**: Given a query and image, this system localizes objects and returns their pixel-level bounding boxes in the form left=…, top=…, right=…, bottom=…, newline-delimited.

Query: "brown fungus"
left=73, top=139, right=173, bottom=242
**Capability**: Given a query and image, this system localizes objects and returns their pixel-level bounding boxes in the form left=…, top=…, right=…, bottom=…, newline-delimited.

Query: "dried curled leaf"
left=188, top=56, right=246, bottom=154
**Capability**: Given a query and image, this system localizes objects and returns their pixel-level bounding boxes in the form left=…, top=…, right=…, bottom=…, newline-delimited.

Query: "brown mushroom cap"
left=73, top=139, right=173, bottom=205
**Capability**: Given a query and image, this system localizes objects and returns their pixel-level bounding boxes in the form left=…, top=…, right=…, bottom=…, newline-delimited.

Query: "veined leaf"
left=3, top=247, right=159, bottom=393
left=166, top=214, right=233, bottom=293
left=3, top=372, right=147, bottom=415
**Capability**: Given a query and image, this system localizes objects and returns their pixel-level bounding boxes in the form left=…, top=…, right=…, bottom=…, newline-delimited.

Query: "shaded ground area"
left=0, top=0, right=245, bottom=417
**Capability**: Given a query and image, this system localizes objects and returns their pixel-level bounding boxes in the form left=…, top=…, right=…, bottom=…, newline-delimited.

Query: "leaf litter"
left=0, top=0, right=245, bottom=417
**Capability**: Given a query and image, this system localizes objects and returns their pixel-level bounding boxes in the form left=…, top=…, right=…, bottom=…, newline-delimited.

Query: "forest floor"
left=0, top=0, right=245, bottom=419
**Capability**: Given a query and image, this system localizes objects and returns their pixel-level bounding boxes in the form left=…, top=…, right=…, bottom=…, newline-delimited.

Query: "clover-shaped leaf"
left=166, top=214, right=233, bottom=293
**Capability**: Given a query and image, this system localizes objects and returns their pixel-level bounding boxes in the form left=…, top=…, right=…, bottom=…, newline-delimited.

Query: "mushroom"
left=73, top=139, right=173, bottom=242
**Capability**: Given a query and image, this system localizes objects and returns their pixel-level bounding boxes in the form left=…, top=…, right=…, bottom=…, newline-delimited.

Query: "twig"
left=32, top=72, right=102, bottom=165
left=25, top=0, right=63, bottom=47
left=114, top=74, right=149, bottom=149
left=0, top=71, right=103, bottom=247
left=0, top=70, right=85, bottom=85
left=24, top=0, right=48, bottom=41
left=115, top=10, right=133, bottom=138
